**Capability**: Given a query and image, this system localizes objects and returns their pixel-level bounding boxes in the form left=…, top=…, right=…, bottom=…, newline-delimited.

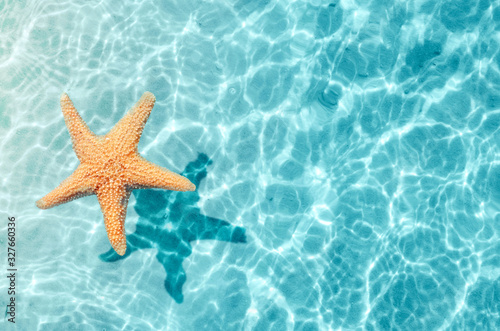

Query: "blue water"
left=1, top=0, right=499, bottom=330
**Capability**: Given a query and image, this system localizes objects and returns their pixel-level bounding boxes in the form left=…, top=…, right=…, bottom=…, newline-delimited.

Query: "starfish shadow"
left=99, top=153, right=246, bottom=303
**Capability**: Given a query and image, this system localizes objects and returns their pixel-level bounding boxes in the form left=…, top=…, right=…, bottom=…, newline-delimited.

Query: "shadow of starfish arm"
left=181, top=153, right=212, bottom=186
left=156, top=252, right=187, bottom=304
left=197, top=216, right=247, bottom=243
left=98, top=233, right=151, bottom=262
left=99, top=247, right=129, bottom=262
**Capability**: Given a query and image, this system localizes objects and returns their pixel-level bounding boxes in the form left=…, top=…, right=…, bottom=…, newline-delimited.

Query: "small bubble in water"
left=229, top=87, right=236, bottom=94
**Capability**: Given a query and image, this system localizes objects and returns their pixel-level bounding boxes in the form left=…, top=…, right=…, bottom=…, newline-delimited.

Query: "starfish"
left=36, top=92, right=196, bottom=255
left=100, top=153, right=247, bottom=303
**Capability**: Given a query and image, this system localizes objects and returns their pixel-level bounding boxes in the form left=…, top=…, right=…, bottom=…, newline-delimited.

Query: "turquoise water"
left=1, top=0, right=500, bottom=329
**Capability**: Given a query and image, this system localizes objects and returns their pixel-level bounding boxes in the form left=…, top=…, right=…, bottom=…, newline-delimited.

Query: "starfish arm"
left=107, top=92, right=156, bottom=154
left=96, top=183, right=131, bottom=256
left=36, top=165, right=95, bottom=209
left=60, top=93, right=98, bottom=161
left=126, top=156, right=196, bottom=192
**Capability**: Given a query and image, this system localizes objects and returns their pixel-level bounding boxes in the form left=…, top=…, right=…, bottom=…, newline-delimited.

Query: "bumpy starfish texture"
left=36, top=92, right=196, bottom=255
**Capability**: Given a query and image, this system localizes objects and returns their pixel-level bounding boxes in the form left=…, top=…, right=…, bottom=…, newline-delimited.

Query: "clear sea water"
left=1, top=0, right=499, bottom=330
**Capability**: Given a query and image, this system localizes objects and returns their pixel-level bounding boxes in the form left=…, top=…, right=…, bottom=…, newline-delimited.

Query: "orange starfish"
left=36, top=92, right=196, bottom=255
